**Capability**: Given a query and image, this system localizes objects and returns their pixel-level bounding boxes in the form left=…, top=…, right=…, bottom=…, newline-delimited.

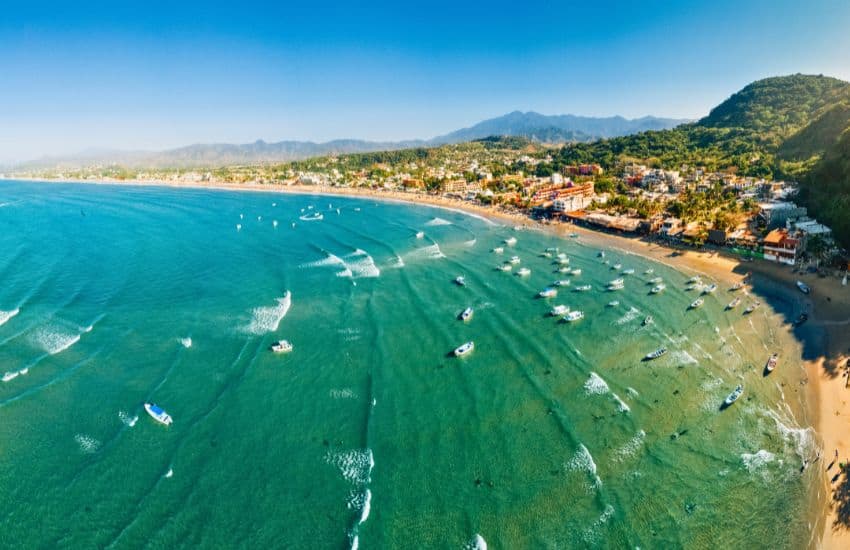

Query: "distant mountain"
left=432, top=111, right=688, bottom=144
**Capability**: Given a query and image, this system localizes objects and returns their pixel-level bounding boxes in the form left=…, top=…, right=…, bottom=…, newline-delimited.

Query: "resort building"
left=660, top=217, right=684, bottom=237
left=758, top=201, right=807, bottom=229
left=762, top=228, right=800, bottom=265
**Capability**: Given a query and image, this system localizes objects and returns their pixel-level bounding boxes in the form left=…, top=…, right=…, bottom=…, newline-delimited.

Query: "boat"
left=504, top=237, right=517, bottom=246
left=765, top=353, right=779, bottom=374
left=569, top=233, right=579, bottom=238
left=689, top=298, right=704, bottom=309
left=642, top=316, right=653, bottom=326
left=687, top=275, right=701, bottom=283
left=557, top=252, right=568, bottom=259
left=644, top=268, right=654, bottom=274
left=563, top=310, right=584, bottom=322
left=730, top=281, right=744, bottom=291
left=540, top=252, right=552, bottom=258
left=650, top=284, right=666, bottom=294
left=550, top=305, right=570, bottom=316
left=2, top=371, right=19, bottom=382
left=649, top=277, right=663, bottom=284
left=270, top=340, right=293, bottom=353
left=621, top=268, right=635, bottom=275
left=607, top=300, right=620, bottom=307
left=299, top=212, right=324, bottom=221
left=516, top=268, right=531, bottom=277
left=556, top=257, right=570, bottom=265
left=557, top=266, right=571, bottom=274
left=726, top=297, right=741, bottom=310
left=18, top=368, right=28, bottom=375
left=574, top=285, right=592, bottom=292
left=796, top=280, right=811, bottom=294
left=492, top=247, right=504, bottom=254
left=553, top=279, right=570, bottom=287
left=416, top=231, right=425, bottom=239
left=546, top=247, right=559, bottom=253
left=702, top=284, right=717, bottom=294
left=744, top=301, right=761, bottom=314
left=538, top=287, right=558, bottom=298
left=497, top=263, right=512, bottom=272
left=570, top=268, right=582, bottom=276
left=459, top=307, right=474, bottom=322
left=454, top=341, right=475, bottom=357
left=793, top=312, right=809, bottom=326
left=644, top=347, right=667, bottom=360
left=509, top=256, right=521, bottom=265
left=723, top=385, right=744, bottom=407
left=612, top=263, right=622, bottom=270
left=455, top=276, right=466, bottom=286
left=598, top=251, right=605, bottom=258
left=609, top=278, right=625, bottom=286
left=607, top=282, right=624, bottom=291
left=144, top=403, right=173, bottom=425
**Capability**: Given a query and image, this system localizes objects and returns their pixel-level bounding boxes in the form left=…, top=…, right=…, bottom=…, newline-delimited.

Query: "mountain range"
left=6, top=113, right=688, bottom=170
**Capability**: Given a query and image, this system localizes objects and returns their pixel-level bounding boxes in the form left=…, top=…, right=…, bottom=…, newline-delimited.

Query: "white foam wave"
left=742, top=449, right=775, bottom=472
left=302, top=253, right=346, bottom=269
left=424, top=217, right=452, bottom=226
left=407, top=243, right=446, bottom=261
left=464, top=238, right=477, bottom=247
left=391, top=255, right=405, bottom=268
left=75, top=434, right=101, bottom=454
left=612, top=393, right=631, bottom=413
left=245, top=291, right=292, bottom=334
left=566, top=444, right=602, bottom=488
left=180, top=337, right=192, bottom=348
left=344, top=250, right=380, bottom=278
left=358, top=489, right=372, bottom=524
left=326, top=448, right=374, bottom=485
left=584, top=372, right=610, bottom=395
left=765, top=408, right=817, bottom=459
left=463, top=534, right=487, bottom=550
left=32, top=327, right=81, bottom=355
left=0, top=308, right=20, bottom=327
left=583, top=505, right=615, bottom=544
left=670, top=350, right=698, bottom=366
left=165, top=468, right=174, bottom=478
left=330, top=388, right=357, bottom=399
left=118, top=411, right=138, bottom=427
left=614, top=430, right=646, bottom=462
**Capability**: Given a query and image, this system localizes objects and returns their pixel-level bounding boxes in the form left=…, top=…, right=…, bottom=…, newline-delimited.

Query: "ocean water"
left=0, top=180, right=819, bottom=548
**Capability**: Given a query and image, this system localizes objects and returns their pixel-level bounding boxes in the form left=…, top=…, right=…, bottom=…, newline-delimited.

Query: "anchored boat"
left=144, top=403, right=173, bottom=426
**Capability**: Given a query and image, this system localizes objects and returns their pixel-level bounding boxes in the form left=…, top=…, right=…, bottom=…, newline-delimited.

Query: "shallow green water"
left=0, top=180, right=819, bottom=548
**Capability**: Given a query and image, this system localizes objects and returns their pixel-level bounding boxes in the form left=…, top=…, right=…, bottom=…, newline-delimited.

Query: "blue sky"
left=1, top=0, right=849, bottom=162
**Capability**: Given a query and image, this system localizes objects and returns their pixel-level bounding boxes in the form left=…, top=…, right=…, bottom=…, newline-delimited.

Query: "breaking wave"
left=0, top=308, right=20, bottom=327
left=245, top=291, right=291, bottom=334
left=424, top=217, right=452, bottom=226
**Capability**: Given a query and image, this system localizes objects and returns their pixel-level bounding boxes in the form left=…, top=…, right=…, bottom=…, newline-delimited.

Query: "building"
left=551, top=182, right=596, bottom=212
left=758, top=202, right=807, bottom=229
left=763, top=229, right=799, bottom=265
left=441, top=179, right=468, bottom=195
left=659, top=217, right=683, bottom=237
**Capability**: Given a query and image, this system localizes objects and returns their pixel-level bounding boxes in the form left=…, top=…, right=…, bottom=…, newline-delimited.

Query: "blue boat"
left=144, top=403, right=173, bottom=425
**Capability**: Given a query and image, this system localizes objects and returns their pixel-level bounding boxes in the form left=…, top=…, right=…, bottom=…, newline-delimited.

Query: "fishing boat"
left=553, top=279, right=571, bottom=287
left=455, top=276, right=466, bottom=286
left=644, top=268, right=654, bottom=274
left=642, top=316, right=653, bottom=326
left=687, top=275, right=701, bottom=284
left=609, top=278, right=625, bottom=287
left=765, top=353, right=779, bottom=374
left=650, top=284, right=666, bottom=294
left=689, top=298, right=704, bottom=309
left=546, top=247, right=559, bottom=253
left=144, top=403, right=173, bottom=425
left=497, top=263, right=512, bottom=272
left=454, top=341, right=475, bottom=357
left=504, top=237, right=517, bottom=246
left=723, top=385, right=744, bottom=407
left=796, top=280, right=811, bottom=294
left=607, top=300, right=620, bottom=307
left=644, top=347, right=667, bottom=360
left=416, top=231, right=425, bottom=239
left=570, top=268, right=582, bottom=276
left=538, top=287, right=558, bottom=298
left=726, top=297, right=741, bottom=310
left=540, top=252, right=552, bottom=258
left=492, top=247, right=504, bottom=254
left=563, top=310, right=584, bottom=322
left=744, top=301, right=761, bottom=314
left=557, top=266, right=571, bottom=274
left=516, top=268, right=531, bottom=277
left=702, top=283, right=717, bottom=294
left=607, top=282, right=624, bottom=291
left=730, top=281, right=744, bottom=291
left=550, top=304, right=570, bottom=316
left=569, top=233, right=579, bottom=238
left=622, top=268, right=635, bottom=275
left=299, top=212, right=324, bottom=221
left=459, top=307, right=474, bottom=322
left=649, top=276, right=663, bottom=284
left=271, top=340, right=293, bottom=353
left=612, top=263, right=622, bottom=270
left=509, top=256, right=521, bottom=265
left=598, top=251, right=605, bottom=258
left=574, top=285, right=591, bottom=292
left=556, top=257, right=570, bottom=265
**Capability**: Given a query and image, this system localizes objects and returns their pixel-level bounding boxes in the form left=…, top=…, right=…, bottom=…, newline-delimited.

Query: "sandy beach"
left=7, top=176, right=850, bottom=547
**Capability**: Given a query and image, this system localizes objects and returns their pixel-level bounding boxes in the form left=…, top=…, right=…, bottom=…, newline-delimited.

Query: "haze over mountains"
left=7, top=112, right=689, bottom=170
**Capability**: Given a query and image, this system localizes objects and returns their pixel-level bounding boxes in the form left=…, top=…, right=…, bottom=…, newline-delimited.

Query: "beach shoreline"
left=5, top=175, right=850, bottom=547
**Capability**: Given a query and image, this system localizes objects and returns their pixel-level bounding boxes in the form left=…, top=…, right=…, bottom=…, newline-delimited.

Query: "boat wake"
left=180, top=337, right=193, bottom=348
left=118, top=410, right=138, bottom=427
left=463, top=534, right=488, bottom=550
left=245, top=291, right=292, bottom=334
left=0, top=308, right=20, bottom=327
left=424, top=217, right=452, bottom=227
left=74, top=433, right=101, bottom=454
left=302, top=250, right=381, bottom=278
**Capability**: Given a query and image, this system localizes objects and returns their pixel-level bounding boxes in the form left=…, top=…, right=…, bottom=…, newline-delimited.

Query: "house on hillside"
left=762, top=228, right=800, bottom=265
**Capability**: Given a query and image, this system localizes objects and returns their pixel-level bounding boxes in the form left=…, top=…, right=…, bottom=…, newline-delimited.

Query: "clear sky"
left=1, top=0, right=849, bottom=162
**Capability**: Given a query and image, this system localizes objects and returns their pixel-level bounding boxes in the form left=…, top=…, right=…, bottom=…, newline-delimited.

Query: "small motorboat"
left=726, top=297, right=741, bottom=310
left=271, top=340, right=293, bottom=353
left=607, top=300, right=620, bottom=307
left=569, top=233, right=579, bottom=238
left=730, top=281, right=744, bottom=291
left=622, top=268, right=635, bottom=275
left=553, top=279, right=570, bottom=287
left=644, top=268, right=654, bottom=274
left=609, top=278, right=625, bottom=287
left=744, top=301, right=761, bottom=314
left=299, top=212, right=324, bottom=221
left=642, top=316, right=653, bottom=326
left=555, top=257, right=570, bottom=265
left=509, top=256, right=521, bottom=265
left=557, top=266, right=571, bottom=274
left=455, top=276, right=466, bottom=286
left=459, top=307, right=474, bottom=322
left=416, top=231, right=425, bottom=239
left=538, top=288, right=558, bottom=298
left=689, top=298, right=704, bottom=309
left=497, top=263, right=512, bottom=272
left=454, top=341, right=475, bottom=357
left=550, top=304, right=570, bottom=316
left=764, top=353, right=779, bottom=374
left=607, top=282, right=624, bottom=291
left=144, top=403, right=173, bottom=426
left=492, top=247, right=504, bottom=254
left=574, top=285, right=591, bottom=292
left=702, top=284, right=717, bottom=294
left=723, top=385, right=744, bottom=407
left=598, top=251, right=605, bottom=258
left=649, top=277, right=663, bottom=284
left=644, top=347, right=667, bottom=361
left=650, top=284, right=666, bottom=294
left=612, top=263, right=622, bottom=270
left=516, top=268, right=531, bottom=277
left=540, top=252, right=552, bottom=258
left=796, top=281, right=811, bottom=294
left=570, top=268, right=582, bottom=276
left=504, top=237, right=517, bottom=246
left=2, top=371, right=19, bottom=383
left=563, top=310, right=584, bottom=322
left=687, top=275, right=701, bottom=284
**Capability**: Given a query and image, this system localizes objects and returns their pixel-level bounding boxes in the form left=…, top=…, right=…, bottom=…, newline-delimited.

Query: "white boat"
left=570, top=268, right=582, bottom=276
left=18, top=368, right=28, bottom=375
left=723, top=385, right=744, bottom=406
left=460, top=307, right=474, bottom=322
left=454, top=341, right=475, bottom=357
left=687, top=275, right=701, bottom=283
left=621, top=268, right=635, bottom=275
left=557, top=266, right=571, bottom=274
left=765, top=353, right=779, bottom=373
left=271, top=340, right=293, bottom=353
left=642, top=316, right=653, bottom=326
left=492, top=247, right=504, bottom=254
left=574, top=285, right=591, bottom=292
left=607, top=282, right=624, bottom=291
left=144, top=403, right=173, bottom=426
left=609, top=278, right=625, bottom=286
left=644, top=347, right=667, bottom=360
left=612, top=263, right=622, bottom=270
left=455, top=276, right=466, bottom=286
left=730, top=281, right=744, bottom=291
left=744, top=301, right=761, bottom=314
left=556, top=257, right=570, bottom=265
left=649, top=277, right=663, bottom=284
left=598, top=251, right=605, bottom=258
left=538, top=288, right=558, bottom=298
left=516, top=268, right=531, bottom=277
left=540, top=252, right=552, bottom=258
left=650, top=284, right=666, bottom=294
left=702, top=284, right=717, bottom=294
left=644, top=268, right=654, bottom=274
left=726, top=297, right=741, bottom=310
left=689, top=298, right=704, bottom=309
left=563, top=310, right=584, bottom=322
left=299, top=212, right=324, bottom=221
left=2, top=371, right=19, bottom=382
left=509, top=256, right=521, bottom=265
left=607, top=300, right=619, bottom=307
left=796, top=280, right=811, bottom=294
left=569, top=233, right=579, bottom=238
left=550, top=305, right=570, bottom=316
left=504, top=237, right=517, bottom=246
left=553, top=279, right=570, bottom=287
left=556, top=252, right=568, bottom=259
left=416, top=231, right=425, bottom=239
left=497, top=263, right=512, bottom=272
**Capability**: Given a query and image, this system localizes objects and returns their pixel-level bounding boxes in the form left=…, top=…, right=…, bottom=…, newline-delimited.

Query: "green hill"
left=799, top=128, right=850, bottom=247
left=778, top=102, right=850, bottom=161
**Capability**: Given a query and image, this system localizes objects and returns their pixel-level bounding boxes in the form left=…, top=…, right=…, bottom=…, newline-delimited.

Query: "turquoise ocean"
left=0, top=180, right=820, bottom=548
